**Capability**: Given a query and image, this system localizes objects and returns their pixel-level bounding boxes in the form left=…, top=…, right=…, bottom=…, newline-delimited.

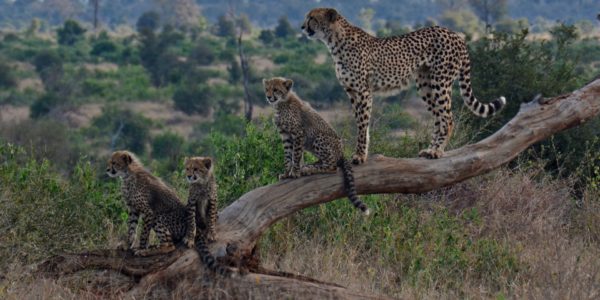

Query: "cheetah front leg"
left=280, top=130, right=304, bottom=179
left=204, top=196, right=217, bottom=242
left=346, top=88, right=373, bottom=165
left=126, top=208, right=139, bottom=250
left=278, top=130, right=294, bottom=180
left=135, top=213, right=154, bottom=255
left=183, top=196, right=197, bottom=248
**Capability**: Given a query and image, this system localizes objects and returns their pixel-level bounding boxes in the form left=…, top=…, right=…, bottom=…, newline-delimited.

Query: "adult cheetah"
left=301, top=8, right=506, bottom=162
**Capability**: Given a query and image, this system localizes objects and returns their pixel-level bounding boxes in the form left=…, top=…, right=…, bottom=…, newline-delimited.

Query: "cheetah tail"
left=337, top=158, right=370, bottom=215
left=195, top=238, right=234, bottom=277
left=458, top=65, right=506, bottom=118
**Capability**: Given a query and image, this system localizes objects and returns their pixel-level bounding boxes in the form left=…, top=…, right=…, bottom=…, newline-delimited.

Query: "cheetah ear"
left=183, top=156, right=189, bottom=166
left=283, top=79, right=293, bottom=91
left=122, top=152, right=132, bottom=165
left=325, top=8, right=338, bottom=23
left=202, top=157, right=213, bottom=171
left=262, top=78, right=268, bottom=87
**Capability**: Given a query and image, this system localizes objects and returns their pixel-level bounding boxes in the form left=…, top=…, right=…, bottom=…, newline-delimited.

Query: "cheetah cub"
left=183, top=156, right=218, bottom=245
left=263, top=77, right=370, bottom=215
left=183, top=157, right=233, bottom=276
left=106, top=150, right=187, bottom=256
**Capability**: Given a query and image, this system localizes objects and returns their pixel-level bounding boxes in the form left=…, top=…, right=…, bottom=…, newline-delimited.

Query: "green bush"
left=198, top=120, right=283, bottom=204
left=32, top=49, right=64, bottom=91
left=467, top=25, right=595, bottom=177
left=29, top=93, right=67, bottom=119
left=0, top=119, right=79, bottom=170
left=136, top=11, right=161, bottom=33
left=90, top=40, right=118, bottom=57
left=57, top=19, right=86, bottom=46
left=173, top=83, right=214, bottom=116
left=0, top=59, right=17, bottom=89
left=0, top=143, right=124, bottom=269
left=90, top=106, right=153, bottom=154
left=152, top=131, right=185, bottom=160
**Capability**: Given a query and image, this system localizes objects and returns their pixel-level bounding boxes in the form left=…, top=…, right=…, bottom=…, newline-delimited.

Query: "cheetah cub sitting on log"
left=106, top=150, right=187, bottom=256
left=182, top=157, right=233, bottom=276
left=263, top=77, right=370, bottom=215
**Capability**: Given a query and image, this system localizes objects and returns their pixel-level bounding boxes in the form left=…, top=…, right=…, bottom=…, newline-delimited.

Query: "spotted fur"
left=302, top=8, right=506, bottom=161
left=263, top=77, right=370, bottom=215
left=106, top=150, right=187, bottom=256
left=183, top=157, right=232, bottom=276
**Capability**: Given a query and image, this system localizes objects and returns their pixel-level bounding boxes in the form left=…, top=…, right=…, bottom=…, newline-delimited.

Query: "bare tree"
left=91, top=0, right=100, bottom=31
left=39, top=77, right=600, bottom=297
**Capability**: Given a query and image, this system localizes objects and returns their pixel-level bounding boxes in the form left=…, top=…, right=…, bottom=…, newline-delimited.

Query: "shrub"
left=136, top=11, right=161, bottom=33
left=173, top=83, right=214, bottom=116
left=258, top=29, right=275, bottom=44
left=0, top=143, right=124, bottom=269
left=90, top=40, right=118, bottom=57
left=90, top=106, right=152, bottom=154
left=0, top=59, right=17, bottom=89
left=189, top=43, right=215, bottom=65
left=29, top=93, right=67, bottom=119
left=0, top=119, right=78, bottom=169
left=275, top=16, right=295, bottom=38
left=199, top=120, right=283, bottom=204
left=152, top=132, right=184, bottom=160
left=32, top=50, right=64, bottom=91
left=57, top=19, right=86, bottom=46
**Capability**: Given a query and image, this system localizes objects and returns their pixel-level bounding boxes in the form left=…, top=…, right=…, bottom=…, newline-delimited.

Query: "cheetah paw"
left=206, top=232, right=217, bottom=243
left=418, top=148, right=444, bottom=159
left=351, top=153, right=367, bottom=165
left=184, top=237, right=195, bottom=248
left=278, top=170, right=300, bottom=180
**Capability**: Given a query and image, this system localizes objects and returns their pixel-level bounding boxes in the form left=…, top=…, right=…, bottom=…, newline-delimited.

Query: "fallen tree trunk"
left=39, top=77, right=600, bottom=297
left=215, top=77, right=600, bottom=257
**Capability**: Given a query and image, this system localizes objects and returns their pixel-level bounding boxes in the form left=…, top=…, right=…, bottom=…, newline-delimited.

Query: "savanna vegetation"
left=0, top=0, right=599, bottom=298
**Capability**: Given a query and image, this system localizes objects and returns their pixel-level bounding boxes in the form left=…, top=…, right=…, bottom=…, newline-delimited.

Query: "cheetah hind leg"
left=300, top=162, right=337, bottom=176
left=134, top=242, right=176, bottom=257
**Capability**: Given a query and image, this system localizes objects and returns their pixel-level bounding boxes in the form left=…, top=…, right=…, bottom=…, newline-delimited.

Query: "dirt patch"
left=17, top=78, right=44, bottom=92
left=82, top=63, right=119, bottom=73
left=0, top=105, right=29, bottom=123
left=314, top=53, right=328, bottom=65
left=252, top=57, right=277, bottom=72
left=52, top=101, right=212, bottom=138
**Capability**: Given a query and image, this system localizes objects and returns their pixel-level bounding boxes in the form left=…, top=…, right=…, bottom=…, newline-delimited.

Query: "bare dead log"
left=38, top=78, right=600, bottom=297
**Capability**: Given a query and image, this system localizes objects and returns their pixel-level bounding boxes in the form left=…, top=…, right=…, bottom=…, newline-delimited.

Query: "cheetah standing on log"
left=263, top=77, right=370, bottom=215
left=301, top=8, right=506, bottom=162
left=106, top=150, right=188, bottom=256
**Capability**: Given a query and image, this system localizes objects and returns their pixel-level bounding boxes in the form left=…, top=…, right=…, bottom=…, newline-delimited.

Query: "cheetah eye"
left=194, top=168, right=198, bottom=172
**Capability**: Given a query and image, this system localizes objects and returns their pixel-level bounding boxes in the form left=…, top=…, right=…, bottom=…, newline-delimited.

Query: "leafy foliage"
left=57, top=19, right=86, bottom=46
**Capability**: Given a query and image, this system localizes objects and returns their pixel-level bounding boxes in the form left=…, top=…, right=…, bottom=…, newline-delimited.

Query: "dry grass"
left=258, top=169, right=600, bottom=299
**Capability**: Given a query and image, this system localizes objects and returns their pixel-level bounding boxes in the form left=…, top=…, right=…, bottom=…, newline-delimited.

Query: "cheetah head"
left=184, top=156, right=213, bottom=184
left=262, top=77, right=293, bottom=104
left=106, top=150, right=136, bottom=178
left=301, top=8, right=339, bottom=40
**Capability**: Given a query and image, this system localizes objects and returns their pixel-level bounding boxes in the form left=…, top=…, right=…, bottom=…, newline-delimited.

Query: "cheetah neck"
left=189, top=175, right=216, bottom=196
left=274, top=91, right=303, bottom=110
left=324, top=18, right=373, bottom=51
